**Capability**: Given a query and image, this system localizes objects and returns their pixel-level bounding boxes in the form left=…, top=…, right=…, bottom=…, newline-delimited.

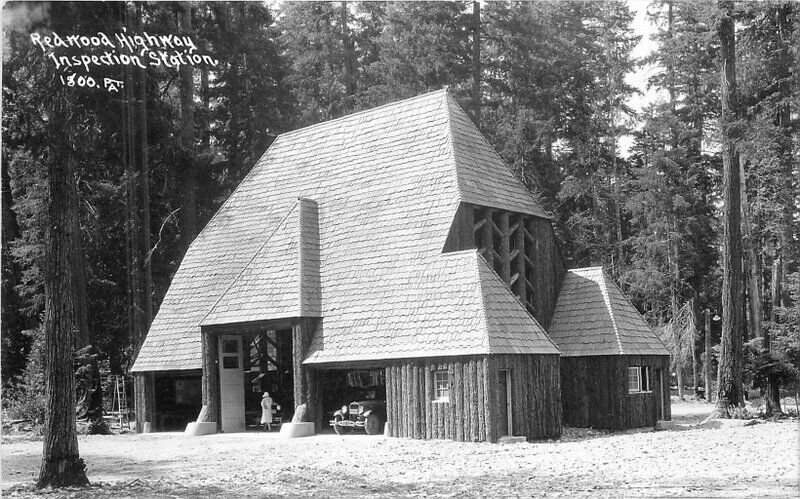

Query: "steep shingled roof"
left=132, top=90, right=552, bottom=372
left=304, top=251, right=557, bottom=364
left=201, top=198, right=321, bottom=326
left=548, top=267, right=669, bottom=357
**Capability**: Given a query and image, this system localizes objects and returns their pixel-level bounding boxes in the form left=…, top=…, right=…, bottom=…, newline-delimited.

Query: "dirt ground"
left=2, top=400, right=798, bottom=497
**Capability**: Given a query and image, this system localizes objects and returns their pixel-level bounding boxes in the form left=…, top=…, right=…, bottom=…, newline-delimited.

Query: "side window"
left=628, top=366, right=651, bottom=393
left=433, top=370, right=450, bottom=402
left=627, top=367, right=641, bottom=392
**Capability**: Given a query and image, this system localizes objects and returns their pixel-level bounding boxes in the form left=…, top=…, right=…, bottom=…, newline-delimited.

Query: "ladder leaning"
left=113, top=375, right=129, bottom=431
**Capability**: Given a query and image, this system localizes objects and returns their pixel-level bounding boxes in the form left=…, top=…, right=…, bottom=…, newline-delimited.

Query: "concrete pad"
left=279, top=422, right=315, bottom=438
left=655, top=420, right=675, bottom=431
left=498, top=436, right=527, bottom=444
left=184, top=422, right=217, bottom=436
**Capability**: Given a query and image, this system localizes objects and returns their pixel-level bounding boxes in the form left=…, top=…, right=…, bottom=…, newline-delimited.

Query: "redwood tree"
left=37, top=94, right=89, bottom=488
left=712, top=0, right=745, bottom=418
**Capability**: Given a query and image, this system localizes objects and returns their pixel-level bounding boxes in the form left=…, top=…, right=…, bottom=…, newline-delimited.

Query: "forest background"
left=2, top=0, right=799, bottom=429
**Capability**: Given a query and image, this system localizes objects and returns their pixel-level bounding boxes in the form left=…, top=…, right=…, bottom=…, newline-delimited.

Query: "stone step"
left=498, top=436, right=527, bottom=444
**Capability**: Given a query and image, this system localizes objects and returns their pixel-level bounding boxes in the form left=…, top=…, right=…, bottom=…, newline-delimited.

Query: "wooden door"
left=498, top=369, right=512, bottom=436
left=655, top=368, right=665, bottom=420
left=219, top=335, right=245, bottom=432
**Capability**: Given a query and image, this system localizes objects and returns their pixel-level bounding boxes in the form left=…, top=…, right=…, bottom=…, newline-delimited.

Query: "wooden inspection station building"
left=131, top=91, right=670, bottom=441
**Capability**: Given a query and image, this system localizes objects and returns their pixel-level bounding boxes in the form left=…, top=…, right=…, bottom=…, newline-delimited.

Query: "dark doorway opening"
left=153, top=372, right=202, bottom=431
left=244, top=329, right=294, bottom=430
left=655, top=367, right=665, bottom=420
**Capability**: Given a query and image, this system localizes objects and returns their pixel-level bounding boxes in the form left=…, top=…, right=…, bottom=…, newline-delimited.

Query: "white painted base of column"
left=184, top=421, right=217, bottom=436
left=279, top=422, right=315, bottom=438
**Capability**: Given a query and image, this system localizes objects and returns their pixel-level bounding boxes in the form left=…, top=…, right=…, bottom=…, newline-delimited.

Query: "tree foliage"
left=1, top=2, right=798, bottom=457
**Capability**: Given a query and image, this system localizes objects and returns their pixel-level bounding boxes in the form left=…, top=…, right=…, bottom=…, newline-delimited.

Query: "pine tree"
left=359, top=1, right=472, bottom=107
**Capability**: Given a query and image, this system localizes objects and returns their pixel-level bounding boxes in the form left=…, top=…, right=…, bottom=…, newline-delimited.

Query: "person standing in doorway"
left=261, top=392, right=275, bottom=431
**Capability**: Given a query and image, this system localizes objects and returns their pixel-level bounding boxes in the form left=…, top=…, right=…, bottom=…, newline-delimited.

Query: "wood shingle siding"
left=386, top=355, right=560, bottom=442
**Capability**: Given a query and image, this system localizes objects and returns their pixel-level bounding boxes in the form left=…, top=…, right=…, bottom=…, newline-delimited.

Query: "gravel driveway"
left=2, top=401, right=797, bottom=497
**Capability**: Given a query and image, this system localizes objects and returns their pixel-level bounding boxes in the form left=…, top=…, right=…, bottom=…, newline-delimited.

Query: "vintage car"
left=330, top=399, right=386, bottom=435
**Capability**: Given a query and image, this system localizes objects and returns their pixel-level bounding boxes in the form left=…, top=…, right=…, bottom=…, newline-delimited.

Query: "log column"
left=498, top=211, right=511, bottom=282
left=481, top=208, right=494, bottom=267
left=292, top=318, right=320, bottom=428
left=513, top=214, right=526, bottom=302
left=134, top=372, right=155, bottom=432
left=197, top=329, right=220, bottom=426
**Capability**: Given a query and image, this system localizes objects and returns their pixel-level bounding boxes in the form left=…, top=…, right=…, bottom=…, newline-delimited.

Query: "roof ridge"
left=569, top=266, right=604, bottom=272
left=444, top=94, right=553, bottom=220
left=472, top=253, right=491, bottom=352
left=277, top=89, right=449, bottom=141
left=443, top=93, right=463, bottom=206
left=601, top=268, right=670, bottom=352
left=596, top=269, right=625, bottom=355
left=201, top=200, right=300, bottom=325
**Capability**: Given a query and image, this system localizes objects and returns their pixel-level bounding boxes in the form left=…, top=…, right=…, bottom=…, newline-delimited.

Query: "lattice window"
left=433, top=370, right=450, bottom=402
left=628, top=366, right=651, bottom=393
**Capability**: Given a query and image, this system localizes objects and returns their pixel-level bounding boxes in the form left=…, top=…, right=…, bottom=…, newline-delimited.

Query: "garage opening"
left=317, top=368, right=386, bottom=435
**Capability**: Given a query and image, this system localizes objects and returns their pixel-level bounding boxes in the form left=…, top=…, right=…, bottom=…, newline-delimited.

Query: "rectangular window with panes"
left=433, top=370, right=450, bottom=402
left=628, top=366, right=650, bottom=393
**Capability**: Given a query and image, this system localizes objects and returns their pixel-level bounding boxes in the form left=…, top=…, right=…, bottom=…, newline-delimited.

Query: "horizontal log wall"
left=561, top=355, right=670, bottom=429
left=386, top=354, right=561, bottom=443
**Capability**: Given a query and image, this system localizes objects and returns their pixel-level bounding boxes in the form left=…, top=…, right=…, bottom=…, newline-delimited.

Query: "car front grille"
left=349, top=403, right=361, bottom=419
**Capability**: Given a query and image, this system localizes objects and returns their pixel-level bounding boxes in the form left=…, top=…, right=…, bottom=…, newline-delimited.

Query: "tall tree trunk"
left=690, top=73, right=704, bottom=158
left=341, top=1, right=356, bottom=104
left=765, top=237, right=783, bottom=415
left=126, top=3, right=153, bottom=432
left=666, top=0, right=679, bottom=148
left=691, top=299, right=698, bottom=394
left=764, top=3, right=794, bottom=415
left=739, top=156, right=762, bottom=342
left=122, top=3, right=143, bottom=353
left=776, top=5, right=794, bottom=313
left=201, top=68, right=210, bottom=151
left=178, top=3, right=197, bottom=253
left=37, top=100, right=89, bottom=489
left=704, top=309, right=713, bottom=403
left=612, top=151, right=623, bottom=276
left=713, top=1, right=745, bottom=418
left=770, top=240, right=781, bottom=324
left=472, top=0, right=481, bottom=127
left=70, top=203, right=89, bottom=349
left=670, top=233, right=683, bottom=400
left=139, top=2, right=153, bottom=327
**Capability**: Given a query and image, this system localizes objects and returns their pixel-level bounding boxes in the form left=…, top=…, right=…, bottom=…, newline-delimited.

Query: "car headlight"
left=341, top=405, right=348, bottom=415
left=358, top=406, right=364, bottom=415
